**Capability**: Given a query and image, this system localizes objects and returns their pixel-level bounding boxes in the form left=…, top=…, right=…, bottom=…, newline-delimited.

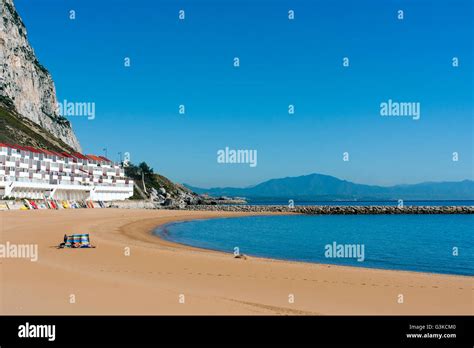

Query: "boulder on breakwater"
left=176, top=205, right=473, bottom=215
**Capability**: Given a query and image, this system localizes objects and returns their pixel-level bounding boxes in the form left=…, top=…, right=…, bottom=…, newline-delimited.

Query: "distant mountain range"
left=184, top=174, right=474, bottom=201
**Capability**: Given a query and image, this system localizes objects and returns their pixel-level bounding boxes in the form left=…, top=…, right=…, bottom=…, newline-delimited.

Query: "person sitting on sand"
left=58, top=234, right=97, bottom=249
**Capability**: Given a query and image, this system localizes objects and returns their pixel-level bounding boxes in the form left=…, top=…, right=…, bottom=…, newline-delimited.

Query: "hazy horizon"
left=185, top=171, right=474, bottom=190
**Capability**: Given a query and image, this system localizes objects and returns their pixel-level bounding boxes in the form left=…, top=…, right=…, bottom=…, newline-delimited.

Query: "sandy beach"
left=0, top=209, right=472, bottom=315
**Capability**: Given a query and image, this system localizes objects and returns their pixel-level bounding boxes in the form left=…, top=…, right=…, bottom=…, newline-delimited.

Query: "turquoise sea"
left=155, top=214, right=474, bottom=276
left=244, top=200, right=474, bottom=206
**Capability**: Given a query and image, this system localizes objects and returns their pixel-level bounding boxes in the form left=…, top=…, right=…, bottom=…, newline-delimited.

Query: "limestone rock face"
left=0, top=0, right=82, bottom=151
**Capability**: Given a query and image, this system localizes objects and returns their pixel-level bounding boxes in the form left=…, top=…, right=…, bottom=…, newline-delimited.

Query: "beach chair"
left=23, top=199, right=32, bottom=209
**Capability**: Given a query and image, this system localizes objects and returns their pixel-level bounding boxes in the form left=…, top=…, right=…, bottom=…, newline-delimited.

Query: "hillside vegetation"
left=0, top=98, right=76, bottom=153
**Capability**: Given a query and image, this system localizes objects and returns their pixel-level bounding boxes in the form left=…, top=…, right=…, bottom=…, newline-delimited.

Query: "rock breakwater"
left=178, top=205, right=473, bottom=215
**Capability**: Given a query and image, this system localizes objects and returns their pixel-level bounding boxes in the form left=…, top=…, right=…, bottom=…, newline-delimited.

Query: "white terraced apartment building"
left=0, top=143, right=134, bottom=201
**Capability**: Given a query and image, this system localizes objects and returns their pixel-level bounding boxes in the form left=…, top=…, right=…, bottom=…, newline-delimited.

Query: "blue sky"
left=15, top=0, right=473, bottom=187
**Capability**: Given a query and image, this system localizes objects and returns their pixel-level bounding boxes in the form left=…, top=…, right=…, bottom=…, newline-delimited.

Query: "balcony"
left=1, top=176, right=14, bottom=182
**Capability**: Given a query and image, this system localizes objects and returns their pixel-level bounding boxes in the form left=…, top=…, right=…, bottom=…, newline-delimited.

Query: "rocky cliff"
left=0, top=0, right=81, bottom=151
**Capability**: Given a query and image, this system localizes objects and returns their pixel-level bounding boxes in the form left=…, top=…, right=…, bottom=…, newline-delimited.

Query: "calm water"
left=244, top=200, right=474, bottom=206
left=155, top=215, right=474, bottom=276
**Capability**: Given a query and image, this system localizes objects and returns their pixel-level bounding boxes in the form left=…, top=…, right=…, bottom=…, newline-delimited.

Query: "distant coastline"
left=185, top=174, right=474, bottom=202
